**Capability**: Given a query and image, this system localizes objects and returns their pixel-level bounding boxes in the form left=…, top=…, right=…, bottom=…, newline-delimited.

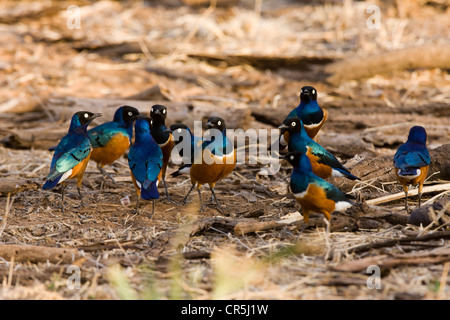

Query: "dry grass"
left=0, top=0, right=449, bottom=300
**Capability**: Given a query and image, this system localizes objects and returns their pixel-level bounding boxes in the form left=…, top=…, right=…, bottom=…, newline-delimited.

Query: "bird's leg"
left=98, top=163, right=116, bottom=184
left=60, top=183, right=66, bottom=213
left=163, top=176, right=179, bottom=205
left=418, top=183, right=424, bottom=208
left=207, top=192, right=214, bottom=204
left=297, top=223, right=306, bottom=236
left=197, top=188, right=204, bottom=212
left=183, top=185, right=195, bottom=204
left=404, top=190, right=409, bottom=213
left=295, top=209, right=309, bottom=241
left=209, top=186, right=222, bottom=209
left=148, top=200, right=155, bottom=219
left=162, top=176, right=170, bottom=201
left=209, top=186, right=225, bottom=214
left=77, top=186, right=85, bottom=208
left=135, top=197, right=140, bottom=214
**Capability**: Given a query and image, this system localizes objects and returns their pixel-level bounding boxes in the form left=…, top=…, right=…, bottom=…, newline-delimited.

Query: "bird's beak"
left=302, top=90, right=311, bottom=96
left=92, top=113, right=103, bottom=119
left=278, top=123, right=289, bottom=134
left=205, top=121, right=213, bottom=129
left=131, top=114, right=143, bottom=121
left=163, top=128, right=173, bottom=134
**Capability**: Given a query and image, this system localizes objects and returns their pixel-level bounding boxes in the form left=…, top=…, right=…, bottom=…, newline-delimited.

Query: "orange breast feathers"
left=69, top=154, right=91, bottom=187
left=190, top=149, right=236, bottom=188
left=396, top=165, right=429, bottom=191
left=294, top=183, right=336, bottom=223
left=304, top=109, right=328, bottom=140
left=90, top=133, right=130, bottom=167
left=306, top=148, right=332, bottom=180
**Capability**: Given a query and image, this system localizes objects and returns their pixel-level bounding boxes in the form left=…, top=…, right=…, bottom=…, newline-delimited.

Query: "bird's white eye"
left=290, top=155, right=294, bottom=160
left=291, top=121, right=296, bottom=127
left=162, top=109, right=166, bottom=114
left=151, top=107, right=154, bottom=113
left=84, top=113, right=89, bottom=118
left=177, top=128, right=182, bottom=133
left=150, top=120, right=153, bottom=125
left=312, top=89, right=316, bottom=94
left=128, top=112, right=133, bottom=116
left=218, top=121, right=221, bottom=126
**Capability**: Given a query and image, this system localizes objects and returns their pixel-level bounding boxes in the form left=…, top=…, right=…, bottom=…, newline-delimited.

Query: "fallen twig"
left=333, top=246, right=450, bottom=272
left=347, top=230, right=450, bottom=254
left=366, top=183, right=450, bottom=205
left=0, top=244, right=79, bottom=264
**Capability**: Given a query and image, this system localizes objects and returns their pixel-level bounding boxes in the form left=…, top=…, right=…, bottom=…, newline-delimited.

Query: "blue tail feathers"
left=42, top=175, right=62, bottom=190
left=141, top=179, right=160, bottom=200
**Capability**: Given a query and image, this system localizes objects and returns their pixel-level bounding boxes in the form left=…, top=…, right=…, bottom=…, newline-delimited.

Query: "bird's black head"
left=278, top=117, right=302, bottom=135
left=150, top=104, right=168, bottom=122
left=169, top=123, right=189, bottom=133
left=300, top=86, right=317, bottom=103
left=282, top=151, right=302, bottom=166
left=282, top=151, right=310, bottom=170
left=205, top=117, right=226, bottom=132
left=117, top=105, right=140, bottom=124
left=75, top=111, right=102, bottom=126
left=407, top=126, right=427, bottom=145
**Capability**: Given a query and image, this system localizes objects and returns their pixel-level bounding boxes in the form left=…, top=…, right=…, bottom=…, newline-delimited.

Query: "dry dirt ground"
left=0, top=0, right=449, bottom=300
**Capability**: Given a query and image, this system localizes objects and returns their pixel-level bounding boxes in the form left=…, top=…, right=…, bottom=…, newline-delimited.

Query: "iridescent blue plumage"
left=182, top=117, right=236, bottom=212
left=287, top=93, right=323, bottom=126
left=168, top=123, right=203, bottom=177
left=201, top=121, right=233, bottom=157
left=394, top=126, right=430, bottom=176
left=393, top=126, right=430, bottom=211
left=289, top=152, right=350, bottom=204
left=43, top=111, right=101, bottom=212
left=87, top=106, right=140, bottom=182
left=149, top=104, right=175, bottom=203
left=128, top=116, right=163, bottom=215
left=279, top=117, right=359, bottom=180
left=88, top=105, right=138, bottom=148
left=284, top=86, right=327, bottom=140
left=43, top=112, right=98, bottom=190
left=285, top=151, right=352, bottom=224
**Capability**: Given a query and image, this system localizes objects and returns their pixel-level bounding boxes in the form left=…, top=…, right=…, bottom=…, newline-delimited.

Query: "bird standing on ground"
left=149, top=104, right=175, bottom=202
left=88, top=105, right=140, bottom=183
left=279, top=117, right=359, bottom=181
left=283, top=151, right=353, bottom=224
left=394, top=126, right=430, bottom=212
left=128, top=115, right=163, bottom=217
left=281, top=86, right=328, bottom=146
left=183, top=117, right=236, bottom=212
left=43, top=111, right=102, bottom=212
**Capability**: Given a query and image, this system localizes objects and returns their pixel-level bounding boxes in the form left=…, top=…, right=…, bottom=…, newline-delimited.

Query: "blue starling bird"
left=128, top=115, right=163, bottom=217
left=394, top=126, right=430, bottom=212
left=281, top=86, right=328, bottom=145
left=88, top=105, right=140, bottom=182
left=43, top=111, right=102, bottom=212
left=284, top=151, right=353, bottom=224
left=182, top=117, right=236, bottom=212
left=149, top=104, right=175, bottom=202
left=166, top=123, right=203, bottom=178
left=279, top=117, right=359, bottom=181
